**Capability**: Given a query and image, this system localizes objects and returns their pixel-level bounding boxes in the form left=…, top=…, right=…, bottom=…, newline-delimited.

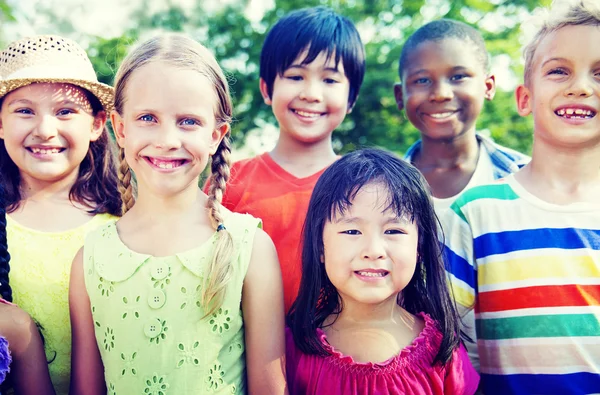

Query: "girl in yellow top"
left=0, top=183, right=55, bottom=395
left=69, top=33, right=287, bottom=395
left=0, top=35, right=122, bottom=394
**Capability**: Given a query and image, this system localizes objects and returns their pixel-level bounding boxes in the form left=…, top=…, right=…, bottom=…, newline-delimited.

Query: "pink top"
left=286, top=314, right=479, bottom=395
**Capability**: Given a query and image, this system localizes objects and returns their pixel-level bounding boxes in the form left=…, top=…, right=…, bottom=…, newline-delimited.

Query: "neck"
left=333, top=295, right=402, bottom=325
left=19, top=170, right=79, bottom=202
left=131, top=183, right=206, bottom=221
left=516, top=138, right=600, bottom=203
left=416, top=131, right=479, bottom=168
left=270, top=132, right=337, bottom=174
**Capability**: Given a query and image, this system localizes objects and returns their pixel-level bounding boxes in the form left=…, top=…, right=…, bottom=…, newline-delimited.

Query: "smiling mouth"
left=292, top=109, right=324, bottom=118
left=555, top=108, right=596, bottom=119
left=426, top=111, right=458, bottom=119
left=146, top=157, right=188, bottom=169
left=27, top=147, right=65, bottom=154
left=355, top=270, right=389, bottom=278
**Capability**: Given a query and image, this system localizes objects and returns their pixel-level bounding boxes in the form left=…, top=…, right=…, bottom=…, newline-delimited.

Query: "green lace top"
left=83, top=213, right=261, bottom=395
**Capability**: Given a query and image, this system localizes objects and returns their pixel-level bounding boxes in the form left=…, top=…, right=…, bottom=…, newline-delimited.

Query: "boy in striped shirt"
left=444, top=0, right=600, bottom=393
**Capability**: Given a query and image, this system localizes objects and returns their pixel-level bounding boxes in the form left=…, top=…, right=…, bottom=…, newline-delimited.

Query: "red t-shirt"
left=209, top=152, right=329, bottom=312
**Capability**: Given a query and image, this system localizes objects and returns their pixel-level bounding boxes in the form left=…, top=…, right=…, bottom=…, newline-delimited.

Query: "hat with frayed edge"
left=0, top=35, right=114, bottom=112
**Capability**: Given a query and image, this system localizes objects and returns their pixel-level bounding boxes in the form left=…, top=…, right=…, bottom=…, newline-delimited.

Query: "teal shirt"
left=84, top=213, right=261, bottom=394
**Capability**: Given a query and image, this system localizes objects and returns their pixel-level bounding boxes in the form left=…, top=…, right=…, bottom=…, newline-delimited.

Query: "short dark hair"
left=287, top=148, right=462, bottom=366
left=399, top=19, right=490, bottom=80
left=260, top=6, right=366, bottom=108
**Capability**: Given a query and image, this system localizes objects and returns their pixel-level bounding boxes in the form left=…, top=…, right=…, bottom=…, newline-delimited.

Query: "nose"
left=361, top=233, right=387, bottom=261
left=32, top=115, right=59, bottom=140
left=298, top=79, right=323, bottom=103
left=429, top=80, right=453, bottom=102
left=154, top=124, right=182, bottom=150
left=565, top=74, right=593, bottom=98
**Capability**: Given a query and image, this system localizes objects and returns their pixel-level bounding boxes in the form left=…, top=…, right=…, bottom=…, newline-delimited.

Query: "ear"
left=209, top=122, right=230, bottom=155
left=0, top=117, right=4, bottom=139
left=110, top=110, right=127, bottom=148
left=259, top=78, right=272, bottom=106
left=515, top=84, right=532, bottom=117
left=347, top=95, right=358, bottom=114
left=394, top=83, right=404, bottom=111
left=484, top=74, right=496, bottom=101
left=90, top=111, right=108, bottom=142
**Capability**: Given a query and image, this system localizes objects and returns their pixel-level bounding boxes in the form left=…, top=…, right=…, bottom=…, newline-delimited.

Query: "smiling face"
left=516, top=25, right=600, bottom=149
left=112, top=61, right=228, bottom=198
left=322, top=183, right=419, bottom=307
left=0, top=83, right=104, bottom=186
left=397, top=38, right=495, bottom=142
left=260, top=50, right=351, bottom=145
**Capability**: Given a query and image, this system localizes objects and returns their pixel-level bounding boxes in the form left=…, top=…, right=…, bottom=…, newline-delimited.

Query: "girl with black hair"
left=0, top=184, right=55, bottom=394
left=286, top=148, right=478, bottom=394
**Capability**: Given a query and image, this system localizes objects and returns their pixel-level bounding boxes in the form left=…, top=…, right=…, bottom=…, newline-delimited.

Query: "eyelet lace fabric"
left=84, top=213, right=260, bottom=394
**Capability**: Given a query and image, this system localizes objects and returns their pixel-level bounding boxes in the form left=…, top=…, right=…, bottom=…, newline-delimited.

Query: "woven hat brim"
left=0, top=78, right=114, bottom=113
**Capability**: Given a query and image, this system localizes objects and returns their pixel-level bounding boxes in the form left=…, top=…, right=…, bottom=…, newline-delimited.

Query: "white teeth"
left=295, top=110, right=321, bottom=118
left=556, top=108, right=595, bottom=118
left=429, top=112, right=455, bottom=119
left=31, top=147, right=61, bottom=154
left=357, top=271, right=385, bottom=277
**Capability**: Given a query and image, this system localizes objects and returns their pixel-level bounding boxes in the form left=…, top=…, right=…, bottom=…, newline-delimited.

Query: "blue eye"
left=139, top=114, right=156, bottom=122
left=341, top=229, right=361, bottom=235
left=450, top=74, right=467, bottom=81
left=180, top=118, right=200, bottom=127
left=15, top=108, right=33, bottom=115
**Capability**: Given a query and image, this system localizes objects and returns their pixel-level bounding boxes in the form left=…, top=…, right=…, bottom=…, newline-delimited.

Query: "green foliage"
left=7, top=0, right=540, bottom=156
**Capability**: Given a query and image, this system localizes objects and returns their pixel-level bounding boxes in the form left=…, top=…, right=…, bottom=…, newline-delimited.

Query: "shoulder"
left=443, top=343, right=480, bottom=395
left=0, top=303, right=36, bottom=352
left=477, top=134, right=530, bottom=174
left=402, top=140, right=422, bottom=162
left=229, top=154, right=267, bottom=178
left=451, top=178, right=517, bottom=215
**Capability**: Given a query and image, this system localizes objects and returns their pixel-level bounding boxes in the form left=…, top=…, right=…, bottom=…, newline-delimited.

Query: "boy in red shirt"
left=217, top=7, right=365, bottom=311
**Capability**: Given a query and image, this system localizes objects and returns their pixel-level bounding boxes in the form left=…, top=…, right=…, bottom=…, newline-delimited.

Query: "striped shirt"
left=444, top=175, right=600, bottom=395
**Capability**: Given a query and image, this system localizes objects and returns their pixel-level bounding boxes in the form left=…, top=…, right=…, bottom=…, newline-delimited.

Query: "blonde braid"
left=118, top=147, right=135, bottom=215
left=202, top=135, right=234, bottom=317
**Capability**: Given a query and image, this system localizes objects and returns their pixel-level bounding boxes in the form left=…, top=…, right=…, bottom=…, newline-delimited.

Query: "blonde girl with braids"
left=0, top=35, right=121, bottom=395
left=69, top=33, right=287, bottom=395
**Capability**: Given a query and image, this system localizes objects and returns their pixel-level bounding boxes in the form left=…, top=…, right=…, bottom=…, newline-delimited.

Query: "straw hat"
left=0, top=35, right=114, bottom=112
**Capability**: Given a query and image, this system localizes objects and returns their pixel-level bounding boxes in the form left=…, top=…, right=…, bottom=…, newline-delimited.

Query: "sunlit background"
left=0, top=0, right=551, bottom=160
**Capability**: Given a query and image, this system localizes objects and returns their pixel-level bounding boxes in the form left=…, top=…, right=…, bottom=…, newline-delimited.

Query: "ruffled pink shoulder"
left=317, top=312, right=443, bottom=375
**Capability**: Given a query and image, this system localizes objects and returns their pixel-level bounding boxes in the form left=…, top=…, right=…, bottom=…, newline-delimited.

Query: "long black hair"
left=287, top=148, right=461, bottom=366
left=0, top=183, right=11, bottom=302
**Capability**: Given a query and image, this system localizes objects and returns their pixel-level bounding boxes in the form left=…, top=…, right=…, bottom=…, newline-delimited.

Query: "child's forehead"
left=531, top=24, right=600, bottom=71
left=402, top=37, right=484, bottom=76
left=288, top=47, right=344, bottom=72
left=5, top=83, right=90, bottom=105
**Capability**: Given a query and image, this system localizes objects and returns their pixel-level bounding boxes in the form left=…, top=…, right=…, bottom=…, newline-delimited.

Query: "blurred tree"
left=78, top=0, right=544, bottom=156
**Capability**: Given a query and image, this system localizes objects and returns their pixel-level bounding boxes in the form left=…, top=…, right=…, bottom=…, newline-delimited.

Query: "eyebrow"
left=541, top=57, right=570, bottom=68
left=287, top=64, right=341, bottom=73
left=6, top=98, right=33, bottom=106
left=332, top=215, right=409, bottom=225
left=407, top=65, right=470, bottom=77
